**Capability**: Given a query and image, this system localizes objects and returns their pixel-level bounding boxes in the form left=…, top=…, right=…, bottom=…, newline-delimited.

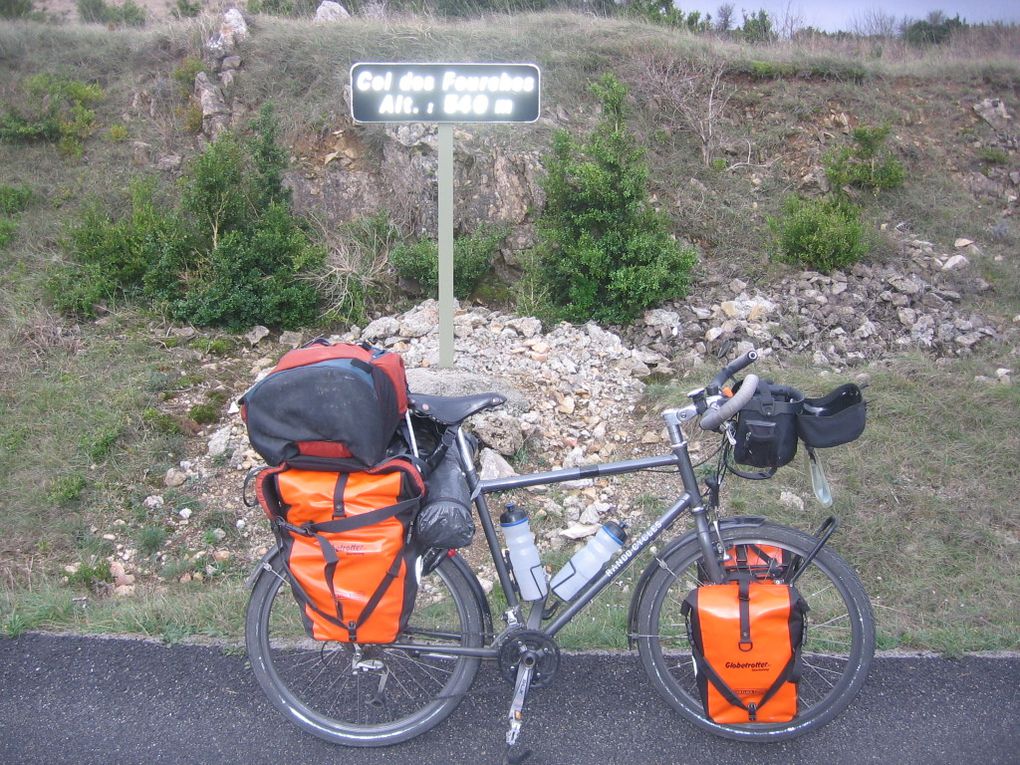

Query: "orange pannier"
left=683, top=578, right=808, bottom=724
left=723, top=544, right=791, bottom=580
left=256, top=457, right=424, bottom=643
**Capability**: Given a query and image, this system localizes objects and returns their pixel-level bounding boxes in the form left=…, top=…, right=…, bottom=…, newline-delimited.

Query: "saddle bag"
left=797, top=383, right=866, bottom=449
left=732, top=381, right=803, bottom=470
left=415, top=446, right=475, bottom=550
left=241, top=340, right=409, bottom=470
left=255, top=457, right=424, bottom=643
left=682, top=578, right=808, bottom=724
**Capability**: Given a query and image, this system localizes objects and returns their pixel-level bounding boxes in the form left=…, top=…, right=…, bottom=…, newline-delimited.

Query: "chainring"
left=497, top=629, right=561, bottom=690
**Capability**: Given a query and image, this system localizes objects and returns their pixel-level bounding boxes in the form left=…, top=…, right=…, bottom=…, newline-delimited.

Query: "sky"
left=675, top=1, right=1020, bottom=33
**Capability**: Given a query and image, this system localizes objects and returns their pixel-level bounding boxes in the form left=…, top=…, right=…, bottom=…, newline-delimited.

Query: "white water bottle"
left=550, top=521, right=627, bottom=602
left=500, top=504, right=548, bottom=601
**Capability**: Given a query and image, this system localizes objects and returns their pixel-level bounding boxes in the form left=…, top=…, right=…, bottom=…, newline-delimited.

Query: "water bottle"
left=550, top=521, right=627, bottom=602
left=500, top=503, right=548, bottom=601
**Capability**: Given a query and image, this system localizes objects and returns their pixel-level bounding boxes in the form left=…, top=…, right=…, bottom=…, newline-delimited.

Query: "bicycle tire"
left=634, top=522, right=874, bottom=741
left=245, top=551, right=484, bottom=747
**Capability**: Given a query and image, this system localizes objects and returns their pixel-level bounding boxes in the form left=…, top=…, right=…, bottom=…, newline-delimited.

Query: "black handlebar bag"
left=733, top=381, right=803, bottom=470
left=796, top=383, right=866, bottom=448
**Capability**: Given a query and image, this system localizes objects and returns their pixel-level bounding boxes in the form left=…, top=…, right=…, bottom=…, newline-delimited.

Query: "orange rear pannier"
left=682, top=578, right=808, bottom=724
left=256, top=457, right=424, bottom=643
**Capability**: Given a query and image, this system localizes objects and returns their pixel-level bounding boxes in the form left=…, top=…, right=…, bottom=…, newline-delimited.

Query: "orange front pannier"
left=256, top=458, right=424, bottom=643
left=683, top=579, right=807, bottom=724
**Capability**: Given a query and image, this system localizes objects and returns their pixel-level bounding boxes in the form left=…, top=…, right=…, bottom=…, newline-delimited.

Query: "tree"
left=714, top=3, right=734, bottom=33
left=533, top=75, right=697, bottom=324
left=740, top=9, right=775, bottom=43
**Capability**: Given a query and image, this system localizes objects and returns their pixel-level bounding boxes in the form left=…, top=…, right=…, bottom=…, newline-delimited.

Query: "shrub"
left=49, top=178, right=184, bottom=317
left=172, top=58, right=205, bottom=96
left=315, top=211, right=402, bottom=324
left=55, top=104, right=323, bottom=330
left=139, top=526, right=168, bottom=555
left=0, top=0, right=33, bottom=18
left=768, top=196, right=866, bottom=273
left=979, top=147, right=1009, bottom=166
left=107, top=124, right=129, bottom=142
left=0, top=218, right=16, bottom=249
left=390, top=223, right=507, bottom=300
left=77, top=0, right=146, bottom=26
left=164, top=202, right=323, bottom=330
left=67, top=559, right=112, bottom=591
left=1, top=74, right=103, bottom=157
left=533, top=74, right=696, bottom=325
left=172, top=0, right=200, bottom=18
left=824, top=124, right=905, bottom=195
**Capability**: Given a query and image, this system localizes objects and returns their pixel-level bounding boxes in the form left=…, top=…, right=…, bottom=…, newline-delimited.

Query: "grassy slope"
left=0, top=14, right=1018, bottom=651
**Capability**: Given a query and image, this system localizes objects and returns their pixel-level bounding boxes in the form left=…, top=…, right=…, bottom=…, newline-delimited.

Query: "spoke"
left=811, top=612, right=852, bottom=629
left=382, top=650, right=452, bottom=689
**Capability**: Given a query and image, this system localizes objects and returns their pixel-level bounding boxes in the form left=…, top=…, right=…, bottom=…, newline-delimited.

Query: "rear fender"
left=626, top=516, right=767, bottom=649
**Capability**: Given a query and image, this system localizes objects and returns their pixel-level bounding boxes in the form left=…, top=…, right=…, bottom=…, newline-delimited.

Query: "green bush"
left=172, top=58, right=205, bottom=95
left=768, top=196, right=866, bottom=273
left=139, top=525, right=168, bottom=555
left=0, top=218, right=16, bottom=249
left=48, top=178, right=184, bottom=317
left=55, top=104, right=323, bottom=329
left=390, top=223, right=507, bottom=300
left=172, top=0, right=200, bottom=18
left=533, top=74, right=696, bottom=325
left=824, top=124, right=905, bottom=195
left=77, top=0, right=146, bottom=26
left=0, top=74, right=103, bottom=157
left=1, top=0, right=34, bottom=18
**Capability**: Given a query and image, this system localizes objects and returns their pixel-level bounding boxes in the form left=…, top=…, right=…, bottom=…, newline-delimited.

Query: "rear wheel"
left=634, top=522, right=874, bottom=741
left=245, top=552, right=484, bottom=746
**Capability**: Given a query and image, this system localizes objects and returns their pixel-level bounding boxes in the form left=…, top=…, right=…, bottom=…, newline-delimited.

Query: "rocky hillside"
left=1, top=11, right=1018, bottom=648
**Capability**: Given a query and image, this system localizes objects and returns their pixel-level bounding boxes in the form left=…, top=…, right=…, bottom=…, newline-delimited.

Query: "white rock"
left=210, top=528, right=227, bottom=543
left=954, top=238, right=974, bottom=248
left=178, top=507, right=193, bottom=520
left=942, top=254, right=970, bottom=271
left=479, top=448, right=517, bottom=480
left=560, top=523, right=598, bottom=540
left=362, top=316, right=400, bottom=341
left=143, top=495, right=164, bottom=510
left=314, top=1, right=350, bottom=22
left=779, top=491, right=805, bottom=512
left=245, top=325, right=270, bottom=346
left=279, top=330, right=303, bottom=348
left=207, top=426, right=232, bottom=457
left=164, top=468, right=187, bottom=488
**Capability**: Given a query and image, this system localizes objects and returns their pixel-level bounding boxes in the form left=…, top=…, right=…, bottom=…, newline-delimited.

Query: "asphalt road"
left=0, top=633, right=1017, bottom=765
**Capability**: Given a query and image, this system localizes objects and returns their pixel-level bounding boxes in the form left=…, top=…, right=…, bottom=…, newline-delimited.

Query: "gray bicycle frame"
left=388, top=409, right=726, bottom=659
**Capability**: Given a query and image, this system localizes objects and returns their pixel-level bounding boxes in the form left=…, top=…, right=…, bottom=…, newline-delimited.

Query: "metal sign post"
left=438, top=123, right=454, bottom=368
left=350, top=62, right=541, bottom=367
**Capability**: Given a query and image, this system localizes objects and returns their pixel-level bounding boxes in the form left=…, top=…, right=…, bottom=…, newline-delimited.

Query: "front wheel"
left=634, top=522, right=874, bottom=741
left=245, top=551, right=485, bottom=747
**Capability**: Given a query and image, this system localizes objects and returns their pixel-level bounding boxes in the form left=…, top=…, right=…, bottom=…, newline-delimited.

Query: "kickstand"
left=501, top=651, right=536, bottom=765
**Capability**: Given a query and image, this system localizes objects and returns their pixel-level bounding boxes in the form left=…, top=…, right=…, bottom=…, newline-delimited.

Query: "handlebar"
left=699, top=373, right=759, bottom=431
left=709, top=349, right=759, bottom=391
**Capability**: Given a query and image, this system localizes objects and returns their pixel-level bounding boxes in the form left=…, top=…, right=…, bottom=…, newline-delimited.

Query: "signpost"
left=351, top=62, right=541, bottom=367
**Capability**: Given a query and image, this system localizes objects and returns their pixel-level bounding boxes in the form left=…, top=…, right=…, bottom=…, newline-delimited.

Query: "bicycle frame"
left=388, top=409, right=727, bottom=659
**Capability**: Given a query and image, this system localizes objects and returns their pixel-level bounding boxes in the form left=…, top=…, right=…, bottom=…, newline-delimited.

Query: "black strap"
left=295, top=497, right=419, bottom=536
left=352, top=546, right=407, bottom=639
left=332, top=473, right=348, bottom=517
left=737, top=576, right=753, bottom=650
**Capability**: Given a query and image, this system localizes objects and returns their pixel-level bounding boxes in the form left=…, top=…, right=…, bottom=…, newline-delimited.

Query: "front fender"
left=625, top=516, right=767, bottom=649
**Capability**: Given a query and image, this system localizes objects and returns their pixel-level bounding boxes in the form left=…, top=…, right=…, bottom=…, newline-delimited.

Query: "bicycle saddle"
left=409, top=392, right=507, bottom=425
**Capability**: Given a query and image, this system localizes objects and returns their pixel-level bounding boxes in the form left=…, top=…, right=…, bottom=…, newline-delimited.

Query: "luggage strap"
left=276, top=496, right=418, bottom=642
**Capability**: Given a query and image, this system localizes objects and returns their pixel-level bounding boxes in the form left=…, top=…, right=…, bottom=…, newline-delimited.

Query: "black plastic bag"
left=415, top=448, right=475, bottom=549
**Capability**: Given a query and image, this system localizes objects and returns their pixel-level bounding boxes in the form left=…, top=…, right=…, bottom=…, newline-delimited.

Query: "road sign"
left=351, top=63, right=540, bottom=124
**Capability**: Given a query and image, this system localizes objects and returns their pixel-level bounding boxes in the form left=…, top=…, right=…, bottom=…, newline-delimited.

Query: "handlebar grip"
left=710, top=349, right=759, bottom=390
left=699, top=373, right=759, bottom=431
